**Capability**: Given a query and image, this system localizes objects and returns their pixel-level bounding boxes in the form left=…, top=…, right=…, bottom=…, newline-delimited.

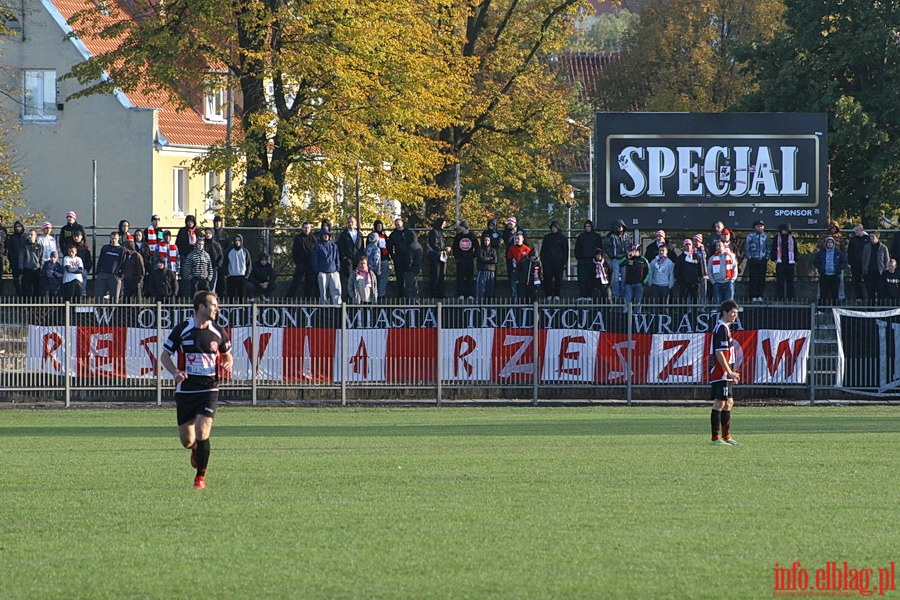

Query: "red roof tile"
left=50, top=0, right=227, bottom=147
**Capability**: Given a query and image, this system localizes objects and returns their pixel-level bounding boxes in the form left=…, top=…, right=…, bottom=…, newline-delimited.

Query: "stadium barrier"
left=1, top=300, right=898, bottom=406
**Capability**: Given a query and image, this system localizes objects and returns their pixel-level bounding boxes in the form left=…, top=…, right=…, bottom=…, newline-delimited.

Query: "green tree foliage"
left=593, top=0, right=784, bottom=112
left=568, top=8, right=637, bottom=53
left=737, top=0, right=899, bottom=227
left=422, top=0, right=589, bottom=227
left=66, top=0, right=465, bottom=226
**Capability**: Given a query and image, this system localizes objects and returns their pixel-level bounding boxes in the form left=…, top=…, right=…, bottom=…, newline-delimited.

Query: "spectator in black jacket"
left=287, top=222, right=316, bottom=299
left=539, top=221, right=568, bottom=301
left=7, top=220, right=26, bottom=296
left=41, top=251, right=64, bottom=298
left=846, top=223, right=869, bottom=301
left=574, top=220, right=603, bottom=299
left=387, top=218, right=414, bottom=298
left=21, top=229, right=43, bottom=297
left=337, top=216, right=364, bottom=300
left=674, top=239, right=704, bottom=303
left=121, top=240, right=146, bottom=301
left=95, top=231, right=126, bottom=302
left=603, top=219, right=632, bottom=301
left=175, top=215, right=199, bottom=259
left=476, top=234, right=497, bottom=300
left=426, top=217, right=450, bottom=298
left=203, top=228, right=224, bottom=294
left=249, top=252, right=277, bottom=300
left=452, top=220, right=478, bottom=299
left=146, top=255, right=179, bottom=301
left=59, top=211, right=86, bottom=253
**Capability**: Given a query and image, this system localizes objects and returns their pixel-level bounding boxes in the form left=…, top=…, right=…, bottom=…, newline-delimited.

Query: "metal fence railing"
left=1, top=299, right=898, bottom=406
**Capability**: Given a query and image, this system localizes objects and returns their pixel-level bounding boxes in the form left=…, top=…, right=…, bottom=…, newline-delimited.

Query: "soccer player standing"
left=160, top=291, right=233, bottom=488
left=709, top=299, right=742, bottom=445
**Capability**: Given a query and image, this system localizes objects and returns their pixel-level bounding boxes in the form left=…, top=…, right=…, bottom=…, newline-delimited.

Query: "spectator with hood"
left=225, top=233, right=252, bottom=299
left=288, top=222, right=316, bottom=299
left=426, top=217, right=451, bottom=298
left=7, top=220, right=26, bottom=295
left=574, top=220, right=603, bottom=299
left=311, top=226, right=342, bottom=304
left=603, top=219, right=632, bottom=301
left=175, top=214, right=199, bottom=259
left=387, top=218, right=414, bottom=298
left=249, top=252, right=277, bottom=300
left=146, top=255, right=179, bottom=301
left=481, top=218, right=502, bottom=249
left=452, top=220, right=478, bottom=299
left=539, top=221, right=568, bottom=301
left=121, top=239, right=146, bottom=300
left=813, top=236, right=847, bottom=304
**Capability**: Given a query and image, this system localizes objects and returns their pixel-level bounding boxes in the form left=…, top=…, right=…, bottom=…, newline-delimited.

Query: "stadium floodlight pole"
left=566, top=118, right=594, bottom=223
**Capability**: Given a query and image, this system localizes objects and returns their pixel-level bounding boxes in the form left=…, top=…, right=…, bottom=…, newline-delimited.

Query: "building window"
left=173, top=167, right=188, bottom=215
left=204, top=171, right=221, bottom=215
left=204, top=86, right=226, bottom=123
left=23, top=70, right=57, bottom=121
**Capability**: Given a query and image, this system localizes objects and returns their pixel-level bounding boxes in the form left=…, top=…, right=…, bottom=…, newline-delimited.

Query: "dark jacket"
left=813, top=247, right=847, bottom=275
left=311, top=235, right=340, bottom=274
left=387, top=228, right=415, bottom=270
left=249, top=260, right=276, bottom=287
left=121, top=246, right=146, bottom=283
left=22, top=239, right=43, bottom=271
left=41, top=260, right=64, bottom=291
left=574, top=221, right=603, bottom=261
left=847, top=232, right=869, bottom=268
left=518, top=252, right=543, bottom=288
left=477, top=242, right=498, bottom=272
left=603, top=220, right=632, bottom=261
left=674, top=252, right=703, bottom=285
left=291, top=231, right=316, bottom=267
left=337, top=228, right=365, bottom=269
left=59, top=222, right=86, bottom=252
left=96, top=244, right=126, bottom=276
left=427, top=219, right=448, bottom=255
left=452, top=230, right=478, bottom=262
left=8, top=222, right=27, bottom=273
left=861, top=241, right=890, bottom=275
left=539, top=223, right=568, bottom=270
left=623, top=255, right=650, bottom=285
left=203, top=237, right=224, bottom=271
left=146, top=266, right=178, bottom=299
left=175, top=217, right=199, bottom=259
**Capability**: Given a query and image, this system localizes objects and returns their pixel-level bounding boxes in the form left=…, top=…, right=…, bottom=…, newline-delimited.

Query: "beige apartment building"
left=1, top=0, right=228, bottom=233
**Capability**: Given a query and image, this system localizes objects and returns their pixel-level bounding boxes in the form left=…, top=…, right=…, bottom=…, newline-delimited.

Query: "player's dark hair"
left=719, top=299, right=739, bottom=315
left=193, top=290, right=217, bottom=311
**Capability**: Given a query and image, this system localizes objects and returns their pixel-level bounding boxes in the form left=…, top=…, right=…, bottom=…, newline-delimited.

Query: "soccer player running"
left=160, top=291, right=233, bottom=488
left=710, top=299, right=742, bottom=445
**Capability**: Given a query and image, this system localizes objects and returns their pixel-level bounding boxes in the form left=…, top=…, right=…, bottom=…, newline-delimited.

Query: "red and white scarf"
left=594, top=259, right=608, bottom=284
left=158, top=241, right=179, bottom=271
left=710, top=252, right=737, bottom=280
left=775, top=233, right=795, bottom=264
left=147, top=225, right=158, bottom=253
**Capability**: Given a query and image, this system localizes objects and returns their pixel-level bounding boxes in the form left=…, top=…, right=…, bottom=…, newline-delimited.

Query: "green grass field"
left=0, top=406, right=897, bottom=599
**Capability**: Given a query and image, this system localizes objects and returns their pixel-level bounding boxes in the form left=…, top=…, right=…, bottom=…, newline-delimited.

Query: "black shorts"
left=176, top=391, right=219, bottom=426
left=710, top=380, right=731, bottom=401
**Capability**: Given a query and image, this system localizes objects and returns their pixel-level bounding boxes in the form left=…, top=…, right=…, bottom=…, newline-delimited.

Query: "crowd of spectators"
left=0, top=211, right=897, bottom=306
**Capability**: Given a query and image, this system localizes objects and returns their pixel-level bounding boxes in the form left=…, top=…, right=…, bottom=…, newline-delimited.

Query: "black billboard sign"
left=594, top=112, right=828, bottom=231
